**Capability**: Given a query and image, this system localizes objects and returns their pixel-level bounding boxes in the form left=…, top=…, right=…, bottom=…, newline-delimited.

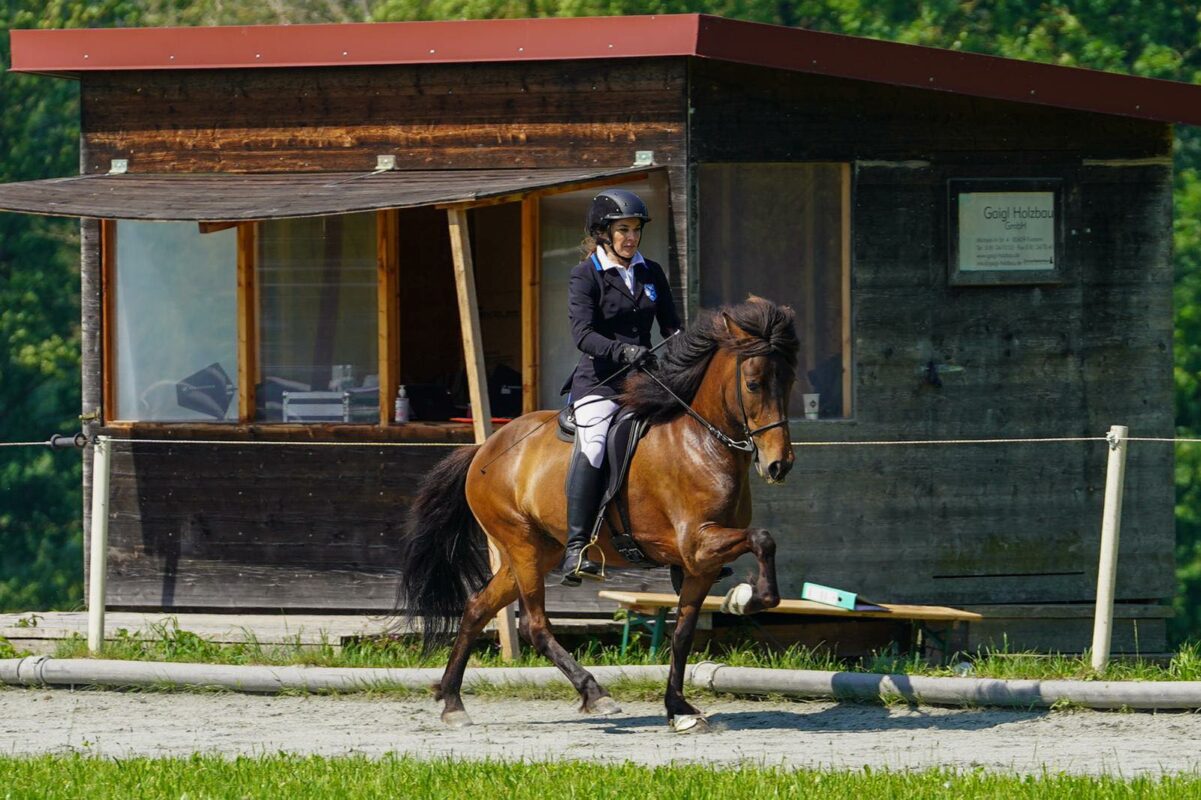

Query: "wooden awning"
left=0, top=166, right=655, bottom=221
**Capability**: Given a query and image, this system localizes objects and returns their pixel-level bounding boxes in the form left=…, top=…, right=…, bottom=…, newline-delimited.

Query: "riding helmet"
left=586, top=189, right=652, bottom=238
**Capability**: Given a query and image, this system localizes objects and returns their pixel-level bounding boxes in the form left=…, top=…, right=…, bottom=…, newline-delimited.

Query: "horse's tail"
left=395, top=444, right=490, bottom=651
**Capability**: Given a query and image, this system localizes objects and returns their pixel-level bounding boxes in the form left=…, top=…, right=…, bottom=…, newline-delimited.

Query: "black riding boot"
left=561, top=447, right=606, bottom=586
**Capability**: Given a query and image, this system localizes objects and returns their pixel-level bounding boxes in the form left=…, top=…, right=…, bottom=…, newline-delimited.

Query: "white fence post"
left=87, top=435, right=111, bottom=655
left=1091, top=424, right=1128, bottom=672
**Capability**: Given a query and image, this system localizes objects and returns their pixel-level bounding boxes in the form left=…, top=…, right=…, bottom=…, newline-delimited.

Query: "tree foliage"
left=4, top=1, right=1201, bottom=639
left=0, top=0, right=146, bottom=610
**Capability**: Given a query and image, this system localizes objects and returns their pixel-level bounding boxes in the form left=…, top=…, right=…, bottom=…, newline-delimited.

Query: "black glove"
left=617, top=344, right=652, bottom=366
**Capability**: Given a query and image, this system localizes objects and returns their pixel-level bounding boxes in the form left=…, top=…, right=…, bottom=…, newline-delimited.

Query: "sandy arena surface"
left=2, top=686, right=1201, bottom=775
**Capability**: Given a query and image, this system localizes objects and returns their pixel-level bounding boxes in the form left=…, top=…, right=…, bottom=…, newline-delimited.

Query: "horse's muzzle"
left=765, top=458, right=792, bottom=483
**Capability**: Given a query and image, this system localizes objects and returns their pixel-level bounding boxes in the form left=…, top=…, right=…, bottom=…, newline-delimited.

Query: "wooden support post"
left=236, top=223, right=258, bottom=421
left=100, top=220, right=116, bottom=422
left=1091, top=424, right=1128, bottom=672
left=521, top=197, right=541, bottom=413
left=803, top=169, right=818, bottom=379
left=840, top=163, right=853, bottom=419
left=447, top=208, right=521, bottom=660
left=377, top=209, right=400, bottom=425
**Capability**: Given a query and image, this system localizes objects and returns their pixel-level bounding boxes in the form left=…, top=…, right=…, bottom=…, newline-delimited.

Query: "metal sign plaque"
left=957, top=191, right=1056, bottom=272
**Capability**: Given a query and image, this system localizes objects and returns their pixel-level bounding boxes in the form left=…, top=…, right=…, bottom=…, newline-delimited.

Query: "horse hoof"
left=719, top=583, right=754, bottom=615
left=588, top=696, right=622, bottom=716
left=441, top=709, right=474, bottom=729
left=669, top=714, right=710, bottom=734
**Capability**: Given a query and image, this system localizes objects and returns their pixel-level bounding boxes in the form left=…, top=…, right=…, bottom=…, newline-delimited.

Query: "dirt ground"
left=2, top=686, right=1200, bottom=776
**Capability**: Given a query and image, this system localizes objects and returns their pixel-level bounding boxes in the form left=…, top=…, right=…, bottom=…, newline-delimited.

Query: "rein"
left=476, top=332, right=679, bottom=473
left=639, top=352, right=789, bottom=455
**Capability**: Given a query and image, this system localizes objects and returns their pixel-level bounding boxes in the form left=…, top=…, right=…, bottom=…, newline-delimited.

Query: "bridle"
left=639, top=351, right=790, bottom=455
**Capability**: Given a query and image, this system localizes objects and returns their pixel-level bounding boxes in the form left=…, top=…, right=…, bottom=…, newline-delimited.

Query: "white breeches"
left=572, top=394, right=618, bottom=469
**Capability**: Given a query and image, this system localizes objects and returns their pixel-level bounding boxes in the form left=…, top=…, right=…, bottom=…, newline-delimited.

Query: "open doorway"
left=395, top=203, right=523, bottom=422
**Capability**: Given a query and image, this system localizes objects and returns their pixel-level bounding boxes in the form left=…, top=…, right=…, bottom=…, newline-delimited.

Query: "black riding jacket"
left=562, top=252, right=681, bottom=401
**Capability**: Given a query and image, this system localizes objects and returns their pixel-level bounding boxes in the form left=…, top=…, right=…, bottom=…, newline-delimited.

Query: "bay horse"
left=396, top=296, right=799, bottom=732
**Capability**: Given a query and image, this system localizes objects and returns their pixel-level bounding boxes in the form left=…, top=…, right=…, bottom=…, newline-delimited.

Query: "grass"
left=0, top=754, right=1196, bottom=799
left=43, top=619, right=1201, bottom=681
left=0, top=635, right=22, bottom=659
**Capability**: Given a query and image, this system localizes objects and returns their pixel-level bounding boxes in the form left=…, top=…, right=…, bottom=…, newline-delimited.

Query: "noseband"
left=640, top=351, right=790, bottom=455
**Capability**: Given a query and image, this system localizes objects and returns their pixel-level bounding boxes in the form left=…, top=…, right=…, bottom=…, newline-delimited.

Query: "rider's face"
left=607, top=218, right=642, bottom=261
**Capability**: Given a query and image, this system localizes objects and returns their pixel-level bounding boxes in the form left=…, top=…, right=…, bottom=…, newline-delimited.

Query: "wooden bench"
left=597, top=590, right=983, bottom=661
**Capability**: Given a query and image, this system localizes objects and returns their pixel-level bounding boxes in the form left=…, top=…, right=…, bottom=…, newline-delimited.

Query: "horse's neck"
left=690, top=349, right=743, bottom=442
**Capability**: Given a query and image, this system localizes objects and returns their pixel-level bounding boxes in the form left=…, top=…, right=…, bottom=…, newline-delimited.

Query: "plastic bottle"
left=394, top=385, right=411, bottom=423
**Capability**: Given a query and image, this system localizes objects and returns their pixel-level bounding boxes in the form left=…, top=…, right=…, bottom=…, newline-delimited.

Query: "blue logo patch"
left=646, top=284, right=657, bottom=301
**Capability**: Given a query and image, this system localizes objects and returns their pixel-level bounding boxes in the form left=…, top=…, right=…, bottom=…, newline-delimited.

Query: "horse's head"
left=617, top=295, right=799, bottom=482
left=719, top=297, right=799, bottom=484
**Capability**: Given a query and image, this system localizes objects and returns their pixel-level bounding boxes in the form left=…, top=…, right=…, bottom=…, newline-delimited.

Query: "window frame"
left=695, top=161, right=853, bottom=421
left=99, top=172, right=656, bottom=432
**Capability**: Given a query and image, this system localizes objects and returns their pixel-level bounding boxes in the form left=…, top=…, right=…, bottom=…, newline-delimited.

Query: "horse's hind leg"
left=435, top=567, right=520, bottom=728
left=513, top=537, right=620, bottom=715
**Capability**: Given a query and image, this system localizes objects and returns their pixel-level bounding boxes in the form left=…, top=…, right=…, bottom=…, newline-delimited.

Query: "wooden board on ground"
left=597, top=590, right=983, bottom=622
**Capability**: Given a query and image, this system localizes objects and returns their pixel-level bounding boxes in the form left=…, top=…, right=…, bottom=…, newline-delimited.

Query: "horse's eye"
left=745, top=380, right=761, bottom=393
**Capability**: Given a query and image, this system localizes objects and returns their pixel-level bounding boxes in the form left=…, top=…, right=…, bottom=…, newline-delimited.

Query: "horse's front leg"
left=688, top=524, right=781, bottom=616
left=666, top=572, right=716, bottom=731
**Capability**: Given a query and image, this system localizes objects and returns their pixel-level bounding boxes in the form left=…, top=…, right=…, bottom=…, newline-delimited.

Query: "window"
left=113, top=221, right=238, bottom=422
left=105, top=176, right=663, bottom=427
left=698, top=164, right=851, bottom=420
left=537, top=173, right=671, bottom=406
left=255, top=214, right=379, bottom=422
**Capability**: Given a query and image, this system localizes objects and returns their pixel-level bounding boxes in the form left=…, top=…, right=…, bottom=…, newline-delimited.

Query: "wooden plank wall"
left=80, top=59, right=687, bottom=612
left=80, top=61, right=687, bottom=173
left=690, top=62, right=1175, bottom=624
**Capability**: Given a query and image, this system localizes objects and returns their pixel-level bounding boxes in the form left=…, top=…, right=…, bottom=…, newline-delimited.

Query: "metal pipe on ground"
left=0, top=657, right=668, bottom=693
left=5, top=658, right=1201, bottom=710
left=689, top=662, right=1201, bottom=710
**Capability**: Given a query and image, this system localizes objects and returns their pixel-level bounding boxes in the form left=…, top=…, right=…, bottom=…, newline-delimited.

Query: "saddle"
left=557, top=405, right=654, bottom=565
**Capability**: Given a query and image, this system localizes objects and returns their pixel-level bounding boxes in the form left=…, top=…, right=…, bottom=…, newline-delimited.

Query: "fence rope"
left=790, top=435, right=1107, bottom=447
left=5, top=434, right=1201, bottom=449
left=104, top=438, right=462, bottom=447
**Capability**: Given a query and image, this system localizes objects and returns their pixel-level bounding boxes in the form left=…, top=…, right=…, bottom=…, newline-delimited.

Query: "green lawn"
left=0, top=755, right=1194, bottom=800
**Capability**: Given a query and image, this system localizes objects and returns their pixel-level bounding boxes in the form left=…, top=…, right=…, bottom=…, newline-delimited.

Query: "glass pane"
left=538, top=173, right=671, bottom=408
left=256, top=214, right=379, bottom=422
left=699, top=164, right=848, bottom=419
left=114, top=222, right=237, bottom=422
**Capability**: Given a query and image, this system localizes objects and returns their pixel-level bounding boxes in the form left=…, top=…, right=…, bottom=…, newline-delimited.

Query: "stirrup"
left=561, top=541, right=605, bottom=586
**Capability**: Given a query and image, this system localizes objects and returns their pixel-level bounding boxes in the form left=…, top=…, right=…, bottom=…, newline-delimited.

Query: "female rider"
left=560, top=189, right=681, bottom=585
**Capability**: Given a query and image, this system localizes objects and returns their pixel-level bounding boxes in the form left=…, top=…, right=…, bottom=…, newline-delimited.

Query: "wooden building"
left=4, top=14, right=1200, bottom=653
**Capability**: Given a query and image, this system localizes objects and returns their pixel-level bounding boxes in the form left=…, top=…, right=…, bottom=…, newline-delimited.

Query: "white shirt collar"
left=595, top=247, right=646, bottom=272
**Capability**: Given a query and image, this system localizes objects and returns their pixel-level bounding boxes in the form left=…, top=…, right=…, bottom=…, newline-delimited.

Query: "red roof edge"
left=8, top=13, right=1201, bottom=126
left=695, top=14, right=1201, bottom=127
left=8, top=15, right=700, bottom=74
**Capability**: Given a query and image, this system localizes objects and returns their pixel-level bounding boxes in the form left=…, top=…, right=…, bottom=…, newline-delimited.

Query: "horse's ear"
left=721, top=311, right=752, bottom=340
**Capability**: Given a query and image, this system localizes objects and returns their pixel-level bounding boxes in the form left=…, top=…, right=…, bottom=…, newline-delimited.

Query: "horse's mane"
left=618, top=296, right=799, bottom=424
